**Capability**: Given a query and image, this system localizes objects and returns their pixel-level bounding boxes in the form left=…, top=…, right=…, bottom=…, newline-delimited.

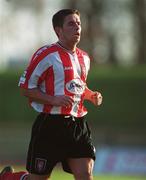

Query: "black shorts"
left=26, top=113, right=96, bottom=175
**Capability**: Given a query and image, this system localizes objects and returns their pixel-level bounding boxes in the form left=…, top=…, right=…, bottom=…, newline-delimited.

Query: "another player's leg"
left=0, top=166, right=28, bottom=180
left=0, top=166, right=14, bottom=175
left=0, top=166, right=14, bottom=180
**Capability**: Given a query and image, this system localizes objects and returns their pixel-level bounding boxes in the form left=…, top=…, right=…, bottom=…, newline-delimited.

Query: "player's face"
left=59, top=14, right=81, bottom=45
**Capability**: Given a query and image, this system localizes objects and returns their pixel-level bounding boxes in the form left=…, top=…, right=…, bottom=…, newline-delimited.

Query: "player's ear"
left=54, top=27, right=62, bottom=38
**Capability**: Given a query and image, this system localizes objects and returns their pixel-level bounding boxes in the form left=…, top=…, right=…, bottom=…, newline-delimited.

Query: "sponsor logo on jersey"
left=64, top=66, right=73, bottom=70
left=66, top=78, right=85, bottom=94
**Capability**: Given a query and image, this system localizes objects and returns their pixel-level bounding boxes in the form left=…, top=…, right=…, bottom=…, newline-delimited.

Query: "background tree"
left=1, top=0, right=146, bottom=66
left=67, top=0, right=146, bottom=65
left=134, top=0, right=146, bottom=64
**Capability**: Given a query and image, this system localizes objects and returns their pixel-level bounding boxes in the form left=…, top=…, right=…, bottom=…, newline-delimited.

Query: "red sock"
left=0, top=171, right=28, bottom=180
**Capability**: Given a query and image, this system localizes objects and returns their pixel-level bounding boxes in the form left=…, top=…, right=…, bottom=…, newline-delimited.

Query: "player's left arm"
left=82, top=52, right=102, bottom=106
left=84, top=86, right=103, bottom=106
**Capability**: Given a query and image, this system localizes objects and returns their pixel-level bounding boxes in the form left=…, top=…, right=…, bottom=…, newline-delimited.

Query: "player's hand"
left=84, top=87, right=103, bottom=106
left=52, top=95, right=74, bottom=107
left=91, top=92, right=103, bottom=106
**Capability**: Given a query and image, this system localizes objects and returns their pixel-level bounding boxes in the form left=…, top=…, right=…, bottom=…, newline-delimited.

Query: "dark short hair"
left=52, top=9, right=80, bottom=29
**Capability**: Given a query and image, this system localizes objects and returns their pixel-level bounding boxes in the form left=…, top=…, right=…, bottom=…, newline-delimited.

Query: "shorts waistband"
left=40, top=113, right=84, bottom=121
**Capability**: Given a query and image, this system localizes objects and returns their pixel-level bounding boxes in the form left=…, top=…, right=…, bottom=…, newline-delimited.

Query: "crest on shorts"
left=35, top=158, right=47, bottom=173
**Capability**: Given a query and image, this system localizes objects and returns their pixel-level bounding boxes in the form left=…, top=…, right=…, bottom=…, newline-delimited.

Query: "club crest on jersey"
left=66, top=78, right=85, bottom=94
left=35, top=158, right=47, bottom=173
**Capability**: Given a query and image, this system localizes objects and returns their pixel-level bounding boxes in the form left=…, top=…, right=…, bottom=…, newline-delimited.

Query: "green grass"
left=51, top=170, right=146, bottom=180
left=4, top=166, right=145, bottom=180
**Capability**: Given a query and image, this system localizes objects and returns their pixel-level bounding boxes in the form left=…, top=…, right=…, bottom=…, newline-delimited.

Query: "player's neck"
left=57, top=41, right=76, bottom=53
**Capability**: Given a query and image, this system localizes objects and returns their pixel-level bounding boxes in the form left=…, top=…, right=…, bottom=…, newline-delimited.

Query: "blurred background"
left=0, top=0, right=146, bottom=177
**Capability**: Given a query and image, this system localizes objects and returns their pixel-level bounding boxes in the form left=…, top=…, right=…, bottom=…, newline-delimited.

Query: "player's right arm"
left=20, top=88, right=73, bottom=107
left=19, top=46, right=73, bottom=108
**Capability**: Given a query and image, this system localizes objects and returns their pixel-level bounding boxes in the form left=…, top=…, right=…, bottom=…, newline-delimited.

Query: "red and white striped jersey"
left=18, top=42, right=90, bottom=117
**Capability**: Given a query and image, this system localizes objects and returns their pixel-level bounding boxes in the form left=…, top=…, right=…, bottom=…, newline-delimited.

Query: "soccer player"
left=4, top=9, right=102, bottom=180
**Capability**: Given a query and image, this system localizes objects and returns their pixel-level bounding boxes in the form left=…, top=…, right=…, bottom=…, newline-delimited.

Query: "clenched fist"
left=84, top=87, right=103, bottom=106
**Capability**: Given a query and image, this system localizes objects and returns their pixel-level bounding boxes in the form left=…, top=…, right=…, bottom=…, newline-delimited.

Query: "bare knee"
left=68, top=158, right=94, bottom=180
left=73, top=169, right=93, bottom=180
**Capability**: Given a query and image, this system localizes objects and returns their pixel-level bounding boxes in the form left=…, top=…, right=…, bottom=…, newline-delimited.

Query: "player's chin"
left=72, top=36, right=80, bottom=43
